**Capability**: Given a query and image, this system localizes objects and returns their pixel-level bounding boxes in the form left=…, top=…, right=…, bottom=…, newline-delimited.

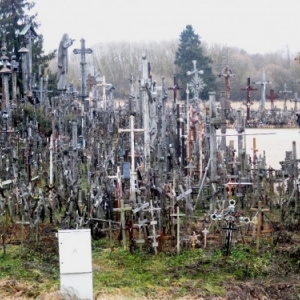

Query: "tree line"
left=50, top=25, right=300, bottom=103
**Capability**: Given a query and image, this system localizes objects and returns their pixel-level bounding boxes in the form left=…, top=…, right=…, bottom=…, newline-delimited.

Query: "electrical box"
left=58, top=229, right=93, bottom=300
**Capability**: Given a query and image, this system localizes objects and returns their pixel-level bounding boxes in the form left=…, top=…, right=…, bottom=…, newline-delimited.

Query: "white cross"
left=119, top=115, right=144, bottom=205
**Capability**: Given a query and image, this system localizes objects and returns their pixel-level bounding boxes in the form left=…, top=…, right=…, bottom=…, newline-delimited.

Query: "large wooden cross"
left=118, top=115, right=144, bottom=205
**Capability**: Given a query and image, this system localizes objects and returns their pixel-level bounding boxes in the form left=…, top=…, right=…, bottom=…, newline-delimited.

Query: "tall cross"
left=168, top=75, right=182, bottom=103
left=279, top=83, right=292, bottom=111
left=118, top=115, right=144, bottom=205
left=240, top=78, right=257, bottom=121
left=253, top=69, right=271, bottom=111
left=266, top=89, right=279, bottom=110
left=73, top=39, right=93, bottom=104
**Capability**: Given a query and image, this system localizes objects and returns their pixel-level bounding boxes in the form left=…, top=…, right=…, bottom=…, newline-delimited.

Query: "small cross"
left=113, top=199, right=132, bottom=250
left=250, top=201, right=269, bottom=251
left=170, top=206, right=185, bottom=254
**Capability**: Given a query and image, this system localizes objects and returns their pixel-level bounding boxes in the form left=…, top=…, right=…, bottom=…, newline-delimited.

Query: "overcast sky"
left=33, top=0, right=300, bottom=55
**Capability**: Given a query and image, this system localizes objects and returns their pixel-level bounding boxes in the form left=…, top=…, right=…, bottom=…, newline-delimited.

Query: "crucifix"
left=118, top=115, right=144, bottom=205
left=73, top=39, right=93, bottom=105
left=240, top=78, right=257, bottom=121
left=266, top=89, right=279, bottom=110
left=222, top=218, right=237, bottom=256
left=250, top=201, right=269, bottom=251
left=279, top=83, right=293, bottom=112
left=113, top=199, right=132, bottom=250
left=253, top=69, right=271, bottom=111
left=220, top=65, right=234, bottom=106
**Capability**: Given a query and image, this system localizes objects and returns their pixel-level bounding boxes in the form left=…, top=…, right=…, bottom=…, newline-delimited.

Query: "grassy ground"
left=1, top=221, right=300, bottom=300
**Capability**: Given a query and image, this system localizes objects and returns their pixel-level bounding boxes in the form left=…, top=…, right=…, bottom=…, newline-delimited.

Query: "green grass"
left=0, top=223, right=298, bottom=299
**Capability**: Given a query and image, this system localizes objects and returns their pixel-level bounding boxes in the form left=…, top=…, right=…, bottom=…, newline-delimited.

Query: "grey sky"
left=33, top=0, right=300, bottom=55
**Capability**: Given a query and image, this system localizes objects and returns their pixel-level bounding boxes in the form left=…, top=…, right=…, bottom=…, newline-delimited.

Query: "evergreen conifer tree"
left=0, top=0, right=56, bottom=95
left=175, top=25, right=215, bottom=100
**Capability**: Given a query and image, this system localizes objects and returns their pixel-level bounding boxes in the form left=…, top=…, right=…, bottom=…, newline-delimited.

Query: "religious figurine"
left=57, top=34, right=74, bottom=91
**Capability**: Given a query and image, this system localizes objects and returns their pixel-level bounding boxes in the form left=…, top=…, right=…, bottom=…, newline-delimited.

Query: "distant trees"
left=49, top=30, right=300, bottom=103
left=174, top=25, right=216, bottom=100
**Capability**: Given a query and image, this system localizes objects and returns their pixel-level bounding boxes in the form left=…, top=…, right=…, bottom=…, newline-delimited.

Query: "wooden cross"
left=113, top=199, right=132, bottom=250
left=250, top=201, right=269, bottom=251
left=266, top=89, right=279, bottom=110
left=147, top=200, right=161, bottom=255
left=261, top=222, right=272, bottom=244
left=168, top=75, right=182, bottom=104
left=177, top=184, right=193, bottom=214
left=170, top=206, right=185, bottom=254
left=118, top=115, right=144, bottom=205
left=125, top=219, right=139, bottom=253
left=240, top=77, right=257, bottom=121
